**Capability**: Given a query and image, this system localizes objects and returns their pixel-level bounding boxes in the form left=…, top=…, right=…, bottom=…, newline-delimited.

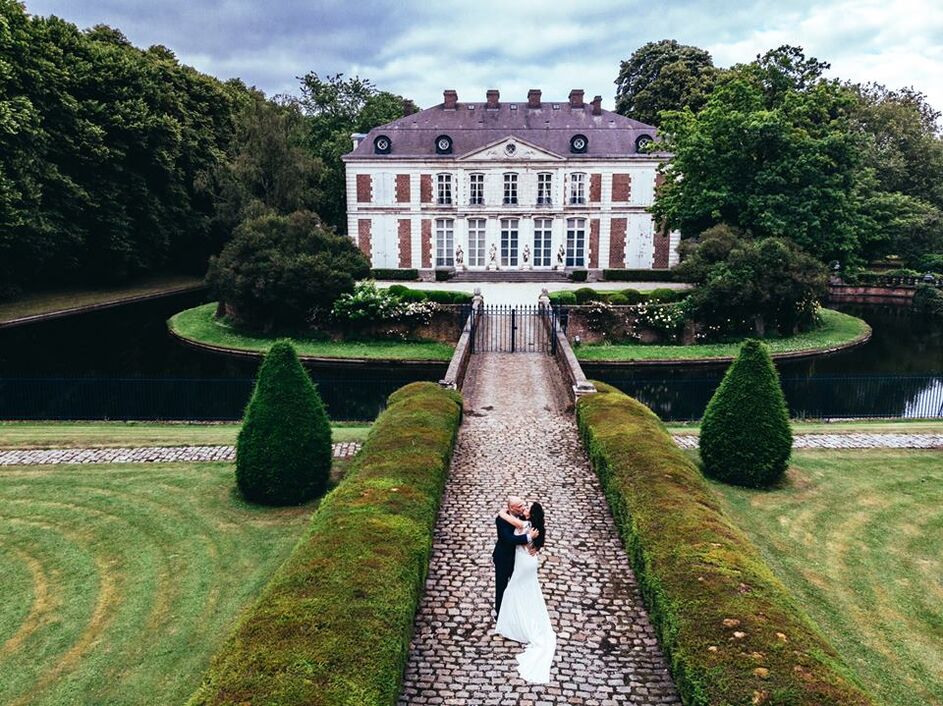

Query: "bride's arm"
left=498, top=509, right=525, bottom=529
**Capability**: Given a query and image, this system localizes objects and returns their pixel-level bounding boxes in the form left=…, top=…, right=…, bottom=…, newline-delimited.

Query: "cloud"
left=23, top=0, right=943, bottom=111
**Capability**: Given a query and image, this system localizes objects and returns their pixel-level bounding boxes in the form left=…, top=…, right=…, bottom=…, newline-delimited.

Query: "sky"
left=24, top=0, right=943, bottom=112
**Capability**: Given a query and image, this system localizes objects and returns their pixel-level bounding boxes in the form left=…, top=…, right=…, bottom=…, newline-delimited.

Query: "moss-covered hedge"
left=576, top=383, right=874, bottom=706
left=189, top=382, right=463, bottom=706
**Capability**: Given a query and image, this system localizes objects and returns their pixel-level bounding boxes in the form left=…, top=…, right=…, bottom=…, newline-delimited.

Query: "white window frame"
left=435, top=218, right=454, bottom=266
left=503, top=172, right=518, bottom=205
left=569, top=172, right=586, bottom=205
left=566, top=217, right=586, bottom=267
left=533, top=217, right=553, bottom=267
left=537, top=172, right=553, bottom=205
left=436, top=173, right=452, bottom=206
left=467, top=218, right=486, bottom=267
left=500, top=218, right=519, bottom=266
left=469, top=173, right=484, bottom=205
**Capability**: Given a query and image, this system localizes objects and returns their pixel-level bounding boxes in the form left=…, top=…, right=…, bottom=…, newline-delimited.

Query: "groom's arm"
left=496, top=517, right=530, bottom=545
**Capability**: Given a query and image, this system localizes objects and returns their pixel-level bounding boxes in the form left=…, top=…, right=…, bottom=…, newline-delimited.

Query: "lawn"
left=0, top=421, right=371, bottom=449
left=710, top=450, right=943, bottom=706
left=169, top=303, right=455, bottom=361
left=576, top=308, right=870, bottom=361
left=0, top=460, right=325, bottom=706
left=0, top=275, right=204, bottom=325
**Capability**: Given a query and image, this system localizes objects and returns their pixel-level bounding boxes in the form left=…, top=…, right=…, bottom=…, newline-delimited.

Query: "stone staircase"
left=449, top=270, right=569, bottom=283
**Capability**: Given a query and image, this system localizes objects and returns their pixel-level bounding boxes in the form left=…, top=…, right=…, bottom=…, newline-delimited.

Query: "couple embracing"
left=492, top=495, right=557, bottom=683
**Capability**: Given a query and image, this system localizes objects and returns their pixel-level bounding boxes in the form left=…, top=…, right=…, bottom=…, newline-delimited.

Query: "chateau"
left=342, top=89, right=679, bottom=274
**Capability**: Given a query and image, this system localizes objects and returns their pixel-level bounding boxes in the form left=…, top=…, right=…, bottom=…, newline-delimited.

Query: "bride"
left=495, top=502, right=557, bottom=683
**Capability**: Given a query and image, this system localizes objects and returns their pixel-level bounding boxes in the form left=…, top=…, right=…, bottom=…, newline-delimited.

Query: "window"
left=435, top=219, right=454, bottom=266
left=500, top=218, right=519, bottom=267
left=436, top=173, right=452, bottom=205
left=537, top=173, right=553, bottom=205
left=467, top=218, right=486, bottom=267
left=566, top=218, right=586, bottom=267
left=503, top=173, right=518, bottom=205
left=469, top=173, right=484, bottom=205
left=569, top=173, right=586, bottom=205
left=533, top=218, right=553, bottom=267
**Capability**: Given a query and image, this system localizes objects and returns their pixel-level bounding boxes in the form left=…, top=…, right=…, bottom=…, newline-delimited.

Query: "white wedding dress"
left=495, top=522, right=557, bottom=683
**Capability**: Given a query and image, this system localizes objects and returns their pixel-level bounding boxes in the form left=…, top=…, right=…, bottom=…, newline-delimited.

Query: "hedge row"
left=189, top=382, right=463, bottom=706
left=603, top=268, right=687, bottom=282
left=386, top=284, right=473, bottom=304
left=371, top=268, right=419, bottom=281
left=576, top=384, right=874, bottom=706
left=549, top=287, right=688, bottom=306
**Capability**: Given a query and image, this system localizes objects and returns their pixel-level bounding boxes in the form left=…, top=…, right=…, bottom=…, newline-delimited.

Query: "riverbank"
left=0, top=274, right=205, bottom=328
left=577, top=308, right=871, bottom=364
left=168, top=303, right=454, bottom=363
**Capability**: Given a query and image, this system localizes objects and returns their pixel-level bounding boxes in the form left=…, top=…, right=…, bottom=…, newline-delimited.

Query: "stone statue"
left=521, top=244, right=531, bottom=270
left=488, top=243, right=499, bottom=270
left=455, top=243, right=465, bottom=270
left=555, top=243, right=565, bottom=270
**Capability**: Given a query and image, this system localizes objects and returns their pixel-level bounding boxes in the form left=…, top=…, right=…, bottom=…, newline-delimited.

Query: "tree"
left=206, top=210, right=370, bottom=331
left=236, top=340, right=332, bottom=505
left=699, top=339, right=792, bottom=487
left=614, top=39, right=719, bottom=125
left=296, top=73, right=417, bottom=232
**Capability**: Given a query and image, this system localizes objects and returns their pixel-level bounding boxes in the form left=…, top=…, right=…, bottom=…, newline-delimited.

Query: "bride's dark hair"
left=529, top=502, right=546, bottom=550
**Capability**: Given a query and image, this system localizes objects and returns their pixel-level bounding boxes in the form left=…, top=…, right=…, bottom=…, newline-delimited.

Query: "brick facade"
left=652, top=229, right=670, bottom=269
left=589, top=173, right=601, bottom=202
left=396, top=174, right=410, bottom=203
left=609, top=218, right=627, bottom=268
left=589, top=218, right=600, bottom=268
left=421, top=219, right=432, bottom=268
left=612, top=173, right=631, bottom=202
left=420, top=174, right=433, bottom=203
left=398, top=219, right=412, bottom=268
left=356, top=174, right=372, bottom=203
left=357, top=219, right=372, bottom=259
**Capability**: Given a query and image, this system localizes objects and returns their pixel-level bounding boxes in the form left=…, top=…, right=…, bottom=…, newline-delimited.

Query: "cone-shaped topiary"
left=700, top=339, right=792, bottom=487
left=236, top=340, right=332, bottom=505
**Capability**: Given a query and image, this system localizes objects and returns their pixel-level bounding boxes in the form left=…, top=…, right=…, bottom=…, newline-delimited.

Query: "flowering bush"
left=635, top=302, right=686, bottom=342
left=332, top=282, right=438, bottom=331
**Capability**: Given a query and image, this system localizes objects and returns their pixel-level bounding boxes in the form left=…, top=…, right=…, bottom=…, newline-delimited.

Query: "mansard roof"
left=343, top=92, right=661, bottom=161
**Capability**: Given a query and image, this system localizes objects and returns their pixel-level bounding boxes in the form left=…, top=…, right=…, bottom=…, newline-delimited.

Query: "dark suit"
left=493, top=515, right=529, bottom=616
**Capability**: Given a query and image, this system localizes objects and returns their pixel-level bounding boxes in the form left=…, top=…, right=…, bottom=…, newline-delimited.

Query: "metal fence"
left=470, top=305, right=558, bottom=354
left=596, top=374, right=943, bottom=421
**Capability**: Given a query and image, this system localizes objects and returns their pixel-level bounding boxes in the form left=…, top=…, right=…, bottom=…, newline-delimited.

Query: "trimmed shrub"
left=620, top=288, right=646, bottom=303
left=398, top=289, right=427, bottom=302
left=604, top=268, right=681, bottom=282
left=573, top=287, right=600, bottom=304
left=577, top=385, right=874, bottom=706
left=236, top=340, right=332, bottom=505
left=549, top=291, right=577, bottom=305
left=607, top=293, right=629, bottom=305
left=190, top=382, right=463, bottom=706
left=700, top=339, right=792, bottom=487
left=569, top=269, right=588, bottom=282
left=386, top=284, right=410, bottom=297
left=372, top=268, right=419, bottom=281
left=435, top=268, right=454, bottom=281
left=646, top=287, right=687, bottom=303
left=424, top=290, right=461, bottom=304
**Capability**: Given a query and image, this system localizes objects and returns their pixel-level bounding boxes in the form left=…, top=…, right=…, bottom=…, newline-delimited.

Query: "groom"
left=492, top=495, right=537, bottom=618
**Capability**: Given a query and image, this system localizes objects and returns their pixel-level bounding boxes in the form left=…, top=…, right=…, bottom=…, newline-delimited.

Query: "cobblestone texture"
left=671, top=432, right=943, bottom=450
left=398, top=353, right=681, bottom=705
left=0, top=442, right=361, bottom=466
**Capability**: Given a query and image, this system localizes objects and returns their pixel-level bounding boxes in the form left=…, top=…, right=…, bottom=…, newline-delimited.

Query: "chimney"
left=527, top=89, right=542, bottom=109
left=569, top=89, right=585, bottom=108
left=591, top=95, right=602, bottom=115
left=486, top=89, right=500, bottom=109
left=443, top=89, right=458, bottom=110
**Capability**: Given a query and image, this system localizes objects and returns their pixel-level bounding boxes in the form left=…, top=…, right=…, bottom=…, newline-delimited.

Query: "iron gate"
left=469, top=305, right=558, bottom=354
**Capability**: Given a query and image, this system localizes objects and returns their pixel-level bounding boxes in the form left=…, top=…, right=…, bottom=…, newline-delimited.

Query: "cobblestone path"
left=0, top=442, right=361, bottom=466
left=398, top=353, right=680, bottom=705
left=672, top=432, right=943, bottom=450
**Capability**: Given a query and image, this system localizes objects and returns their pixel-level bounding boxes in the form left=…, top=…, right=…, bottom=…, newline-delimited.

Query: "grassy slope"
left=710, top=450, right=943, bottom=706
left=0, top=275, right=204, bottom=324
left=0, top=422, right=371, bottom=449
left=169, top=303, right=454, bottom=361
left=0, top=461, right=317, bottom=706
left=576, top=308, right=870, bottom=361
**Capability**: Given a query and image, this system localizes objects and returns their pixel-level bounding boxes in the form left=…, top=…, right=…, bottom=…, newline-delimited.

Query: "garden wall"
left=188, top=382, right=463, bottom=706
left=577, top=383, right=874, bottom=706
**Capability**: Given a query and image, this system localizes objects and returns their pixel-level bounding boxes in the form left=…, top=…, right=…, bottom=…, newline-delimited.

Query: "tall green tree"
left=296, top=73, right=417, bottom=232
left=614, top=39, right=719, bottom=125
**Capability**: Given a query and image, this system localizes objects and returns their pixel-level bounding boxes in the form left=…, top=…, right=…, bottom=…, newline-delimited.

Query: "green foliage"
left=646, top=288, right=686, bottom=303
left=371, top=268, right=419, bottom=281
left=190, top=382, right=463, bottom=706
left=916, top=254, right=943, bottom=273
left=569, top=269, right=588, bottom=282
left=620, top=288, right=647, bottom=303
left=614, top=39, right=720, bottom=126
left=607, top=293, right=629, bottom=305
left=602, top=268, right=684, bottom=282
left=679, top=228, right=827, bottom=337
left=331, top=281, right=438, bottom=331
left=700, top=340, right=792, bottom=487
left=548, top=291, right=577, bottom=305
left=573, top=287, right=600, bottom=304
left=576, top=385, right=874, bottom=706
left=206, top=210, right=369, bottom=331
left=236, top=340, right=332, bottom=505
left=912, top=284, right=943, bottom=318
